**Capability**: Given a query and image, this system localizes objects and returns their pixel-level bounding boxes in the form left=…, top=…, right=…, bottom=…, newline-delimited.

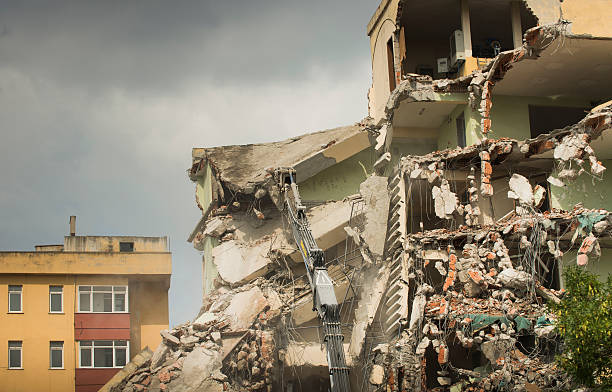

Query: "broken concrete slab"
left=481, top=335, right=516, bottom=364
left=222, top=286, right=268, bottom=332
left=203, top=217, right=230, bottom=238
left=497, top=268, right=533, bottom=290
left=288, top=199, right=353, bottom=263
left=168, top=347, right=222, bottom=392
left=191, top=124, right=370, bottom=193
left=150, top=343, right=171, bottom=370
left=359, top=175, right=390, bottom=259
left=160, top=329, right=180, bottom=346
left=212, top=240, right=272, bottom=285
left=349, top=265, right=390, bottom=358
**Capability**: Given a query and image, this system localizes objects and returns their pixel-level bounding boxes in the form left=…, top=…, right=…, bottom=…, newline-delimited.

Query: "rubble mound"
left=111, top=282, right=281, bottom=392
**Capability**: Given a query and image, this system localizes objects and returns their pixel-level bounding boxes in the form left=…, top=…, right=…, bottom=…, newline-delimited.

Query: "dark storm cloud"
left=1, top=0, right=374, bottom=92
left=0, top=0, right=376, bottom=325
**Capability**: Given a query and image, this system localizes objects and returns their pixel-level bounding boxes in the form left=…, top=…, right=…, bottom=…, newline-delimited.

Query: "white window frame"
left=49, top=286, right=63, bottom=313
left=8, top=341, right=22, bottom=369
left=8, top=285, right=23, bottom=313
left=49, top=341, right=64, bottom=369
left=77, top=285, right=129, bottom=313
left=78, top=340, right=129, bottom=369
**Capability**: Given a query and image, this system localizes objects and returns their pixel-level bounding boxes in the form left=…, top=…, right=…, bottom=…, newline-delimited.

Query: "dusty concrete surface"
left=190, top=123, right=372, bottom=194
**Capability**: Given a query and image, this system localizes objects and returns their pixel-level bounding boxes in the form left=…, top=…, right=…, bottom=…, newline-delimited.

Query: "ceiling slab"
left=393, top=101, right=461, bottom=128
left=495, top=37, right=612, bottom=100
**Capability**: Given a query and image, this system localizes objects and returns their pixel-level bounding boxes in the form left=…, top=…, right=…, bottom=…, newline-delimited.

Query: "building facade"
left=0, top=218, right=171, bottom=392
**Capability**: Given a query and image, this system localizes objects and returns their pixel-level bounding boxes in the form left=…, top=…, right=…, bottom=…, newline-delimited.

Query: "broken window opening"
left=528, top=105, right=590, bottom=138
left=387, top=37, right=396, bottom=92
left=469, top=2, right=535, bottom=58
left=398, top=0, right=461, bottom=78
left=423, top=257, right=445, bottom=291
left=456, top=112, right=467, bottom=148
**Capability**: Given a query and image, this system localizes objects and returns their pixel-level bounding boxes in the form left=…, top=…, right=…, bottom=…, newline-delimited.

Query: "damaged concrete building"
left=105, top=1, right=612, bottom=391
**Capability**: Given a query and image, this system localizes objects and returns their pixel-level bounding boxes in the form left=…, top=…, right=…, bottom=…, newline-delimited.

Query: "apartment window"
left=49, top=286, right=63, bottom=313
left=8, top=285, right=22, bottom=313
left=8, top=341, right=22, bottom=369
left=456, top=113, right=466, bottom=148
left=387, top=37, right=396, bottom=92
left=119, top=242, right=134, bottom=252
left=78, top=286, right=128, bottom=313
left=50, top=341, right=63, bottom=369
left=79, top=340, right=128, bottom=368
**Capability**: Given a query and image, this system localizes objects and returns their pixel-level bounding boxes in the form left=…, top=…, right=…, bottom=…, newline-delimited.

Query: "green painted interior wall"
left=390, top=139, right=438, bottom=166
left=561, top=248, right=612, bottom=289
left=298, top=148, right=375, bottom=201
left=436, top=95, right=591, bottom=150
left=550, top=160, right=612, bottom=211
left=438, top=104, right=468, bottom=150
left=202, top=236, right=218, bottom=296
left=488, top=95, right=591, bottom=141
left=196, top=162, right=213, bottom=213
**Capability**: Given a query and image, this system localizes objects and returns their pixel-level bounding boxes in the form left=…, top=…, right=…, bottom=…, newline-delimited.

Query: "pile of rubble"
left=109, top=282, right=282, bottom=392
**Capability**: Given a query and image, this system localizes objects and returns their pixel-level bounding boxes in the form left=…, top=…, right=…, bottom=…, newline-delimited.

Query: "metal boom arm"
left=276, top=168, right=350, bottom=392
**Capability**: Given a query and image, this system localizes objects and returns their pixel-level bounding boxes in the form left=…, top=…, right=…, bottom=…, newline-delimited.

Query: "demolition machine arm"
left=275, top=168, right=350, bottom=392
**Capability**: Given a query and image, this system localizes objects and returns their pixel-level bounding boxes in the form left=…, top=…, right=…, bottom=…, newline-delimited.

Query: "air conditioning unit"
left=437, top=57, right=449, bottom=73
left=450, top=29, right=466, bottom=68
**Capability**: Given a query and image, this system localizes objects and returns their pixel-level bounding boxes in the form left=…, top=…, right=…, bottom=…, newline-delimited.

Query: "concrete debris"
left=497, top=268, right=533, bottom=291
left=369, top=364, right=385, bottom=385
left=203, top=217, right=231, bottom=238
left=547, top=175, right=565, bottom=188
left=508, top=174, right=533, bottom=205
left=432, top=179, right=458, bottom=219
left=577, top=233, right=601, bottom=266
left=554, top=133, right=588, bottom=162
left=358, top=175, right=390, bottom=259
left=373, top=152, right=391, bottom=174
left=111, top=281, right=279, bottom=392
left=212, top=240, right=273, bottom=286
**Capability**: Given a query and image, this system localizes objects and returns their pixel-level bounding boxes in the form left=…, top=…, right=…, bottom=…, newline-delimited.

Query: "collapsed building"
left=104, top=1, right=612, bottom=391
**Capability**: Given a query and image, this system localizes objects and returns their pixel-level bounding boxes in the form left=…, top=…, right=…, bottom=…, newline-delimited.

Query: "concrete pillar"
left=460, top=0, right=472, bottom=57
left=511, top=1, right=523, bottom=48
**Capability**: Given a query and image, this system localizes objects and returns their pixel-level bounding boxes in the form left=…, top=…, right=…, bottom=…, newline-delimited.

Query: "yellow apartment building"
left=0, top=217, right=172, bottom=392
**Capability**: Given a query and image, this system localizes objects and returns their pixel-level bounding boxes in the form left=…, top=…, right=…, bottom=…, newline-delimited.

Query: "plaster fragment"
left=547, top=176, right=565, bottom=188
left=508, top=174, right=533, bottom=205
left=432, top=179, right=458, bottom=219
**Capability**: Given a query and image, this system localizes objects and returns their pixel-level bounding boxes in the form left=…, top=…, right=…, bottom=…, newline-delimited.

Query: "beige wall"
left=0, top=252, right=172, bottom=276
left=64, top=236, right=168, bottom=252
left=0, top=275, right=76, bottom=392
left=129, top=279, right=169, bottom=354
left=562, top=0, right=612, bottom=38
left=0, top=273, right=169, bottom=392
left=368, top=0, right=400, bottom=121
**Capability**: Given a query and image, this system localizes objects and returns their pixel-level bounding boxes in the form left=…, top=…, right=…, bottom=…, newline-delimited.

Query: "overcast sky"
left=0, top=0, right=375, bottom=326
